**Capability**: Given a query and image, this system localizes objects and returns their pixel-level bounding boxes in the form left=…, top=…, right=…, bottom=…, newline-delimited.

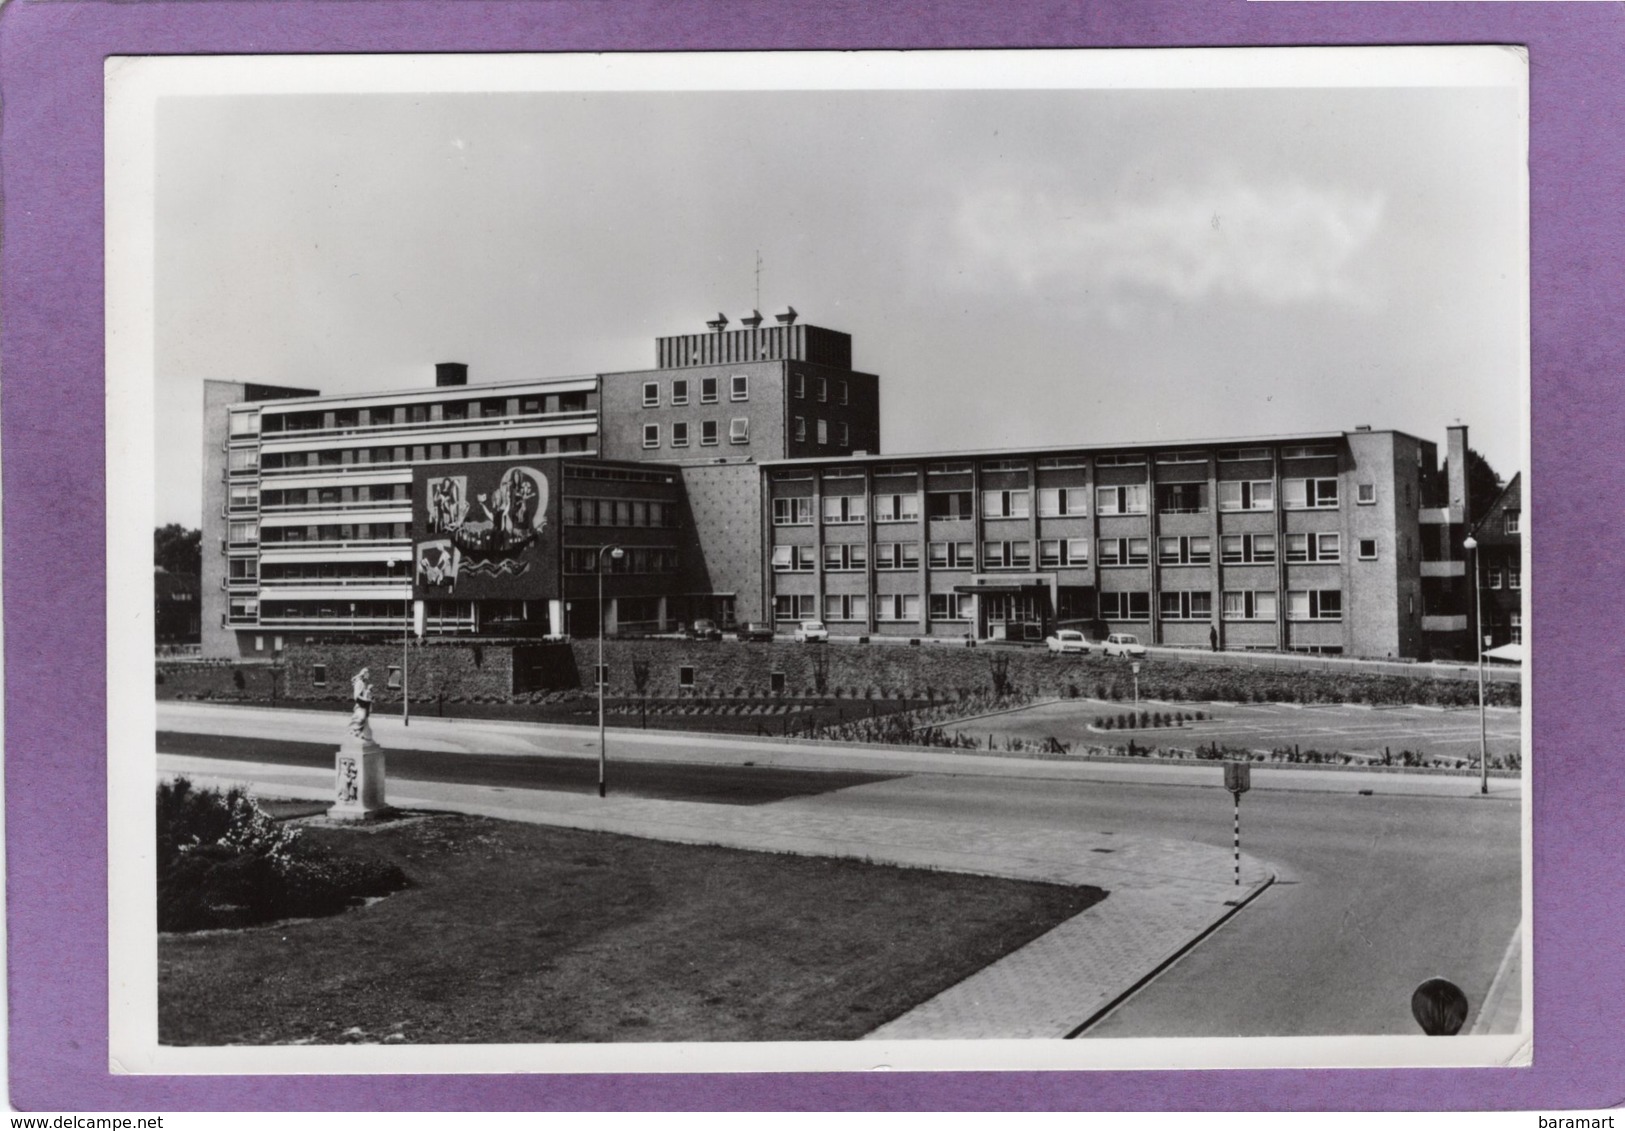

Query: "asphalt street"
left=156, top=702, right=1523, bottom=1037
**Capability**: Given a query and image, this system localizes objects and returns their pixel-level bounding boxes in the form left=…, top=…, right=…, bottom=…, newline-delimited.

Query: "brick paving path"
left=158, top=751, right=1274, bottom=1039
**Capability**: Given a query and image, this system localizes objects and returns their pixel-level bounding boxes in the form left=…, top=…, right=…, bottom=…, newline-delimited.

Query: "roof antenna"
left=755, top=249, right=762, bottom=313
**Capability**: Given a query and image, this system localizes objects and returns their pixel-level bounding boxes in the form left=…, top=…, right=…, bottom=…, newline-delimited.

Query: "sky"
left=152, top=67, right=1526, bottom=527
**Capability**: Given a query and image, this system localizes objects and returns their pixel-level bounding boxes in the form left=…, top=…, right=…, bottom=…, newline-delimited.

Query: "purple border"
left=3, top=0, right=1617, bottom=1112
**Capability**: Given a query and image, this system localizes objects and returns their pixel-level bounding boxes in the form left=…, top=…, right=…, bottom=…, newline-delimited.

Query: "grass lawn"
left=159, top=813, right=1103, bottom=1045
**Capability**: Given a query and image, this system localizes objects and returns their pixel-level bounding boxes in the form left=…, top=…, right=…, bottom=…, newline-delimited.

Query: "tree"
left=155, top=524, right=202, bottom=576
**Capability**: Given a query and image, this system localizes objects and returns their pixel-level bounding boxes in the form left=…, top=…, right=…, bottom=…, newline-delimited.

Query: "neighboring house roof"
left=1470, top=471, right=1523, bottom=539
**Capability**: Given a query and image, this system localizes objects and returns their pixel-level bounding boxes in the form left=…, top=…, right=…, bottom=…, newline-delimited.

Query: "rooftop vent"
left=774, top=306, right=798, bottom=326
left=1355, top=424, right=1372, bottom=432
left=705, top=313, right=730, bottom=332
left=435, top=362, right=468, bottom=387
left=739, top=310, right=763, bottom=329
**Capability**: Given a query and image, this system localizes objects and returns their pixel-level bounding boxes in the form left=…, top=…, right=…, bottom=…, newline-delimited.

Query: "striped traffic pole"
left=1233, top=792, right=1241, bottom=886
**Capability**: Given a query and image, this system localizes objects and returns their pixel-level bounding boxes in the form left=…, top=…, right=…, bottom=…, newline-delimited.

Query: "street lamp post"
left=389, top=558, right=410, bottom=726
left=1131, top=661, right=1141, bottom=709
left=1463, top=535, right=1488, bottom=795
left=597, top=544, right=624, bottom=798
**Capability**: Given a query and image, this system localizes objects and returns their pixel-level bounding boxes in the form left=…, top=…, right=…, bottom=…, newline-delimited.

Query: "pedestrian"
left=1209, top=624, right=1219, bottom=652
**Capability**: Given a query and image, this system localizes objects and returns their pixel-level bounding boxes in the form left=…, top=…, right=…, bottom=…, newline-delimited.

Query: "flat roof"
left=244, top=374, right=599, bottom=412
left=760, top=428, right=1435, bottom=467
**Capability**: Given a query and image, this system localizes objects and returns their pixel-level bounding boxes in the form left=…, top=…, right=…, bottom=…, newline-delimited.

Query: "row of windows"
left=561, top=497, right=680, bottom=529
left=792, top=417, right=850, bottom=448
left=562, top=546, right=681, bottom=574
left=1484, top=567, right=1523, bottom=589
left=265, top=392, right=593, bottom=435
left=768, top=533, right=1384, bottom=572
left=260, top=484, right=410, bottom=508
left=1100, top=589, right=1341, bottom=622
left=258, top=522, right=410, bottom=544
left=642, top=375, right=747, bottom=407
left=769, top=478, right=1350, bottom=516
left=255, top=434, right=594, bottom=473
left=641, top=418, right=747, bottom=448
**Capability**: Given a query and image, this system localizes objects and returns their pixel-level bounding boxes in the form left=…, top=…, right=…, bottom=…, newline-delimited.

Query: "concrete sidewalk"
left=158, top=751, right=1275, bottom=1040
left=158, top=701, right=1523, bottom=801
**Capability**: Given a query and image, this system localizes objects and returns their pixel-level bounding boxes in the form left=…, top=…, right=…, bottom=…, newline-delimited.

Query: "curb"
left=1066, top=873, right=1277, bottom=1037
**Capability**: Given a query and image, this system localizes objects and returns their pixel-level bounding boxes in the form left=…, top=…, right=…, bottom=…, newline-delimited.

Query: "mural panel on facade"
left=412, top=461, right=558, bottom=600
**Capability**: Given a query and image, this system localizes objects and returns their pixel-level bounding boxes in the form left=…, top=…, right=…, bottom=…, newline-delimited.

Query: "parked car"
left=689, top=619, right=723, bottom=642
left=794, top=619, right=830, bottom=643
left=734, top=621, right=775, bottom=643
left=1045, top=629, right=1091, bottom=655
left=1103, top=632, right=1147, bottom=659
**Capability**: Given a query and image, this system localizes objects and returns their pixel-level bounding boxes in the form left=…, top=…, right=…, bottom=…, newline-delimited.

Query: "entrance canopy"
left=1484, top=642, right=1524, bottom=664
left=952, top=583, right=1029, bottom=595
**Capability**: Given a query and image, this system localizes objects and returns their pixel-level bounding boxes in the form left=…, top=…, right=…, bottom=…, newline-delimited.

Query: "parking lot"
left=948, top=698, right=1523, bottom=762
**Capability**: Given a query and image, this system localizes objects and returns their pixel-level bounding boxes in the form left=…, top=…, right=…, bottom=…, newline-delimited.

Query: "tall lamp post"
left=1463, top=535, right=1488, bottom=795
left=597, top=544, right=624, bottom=798
left=388, top=557, right=410, bottom=727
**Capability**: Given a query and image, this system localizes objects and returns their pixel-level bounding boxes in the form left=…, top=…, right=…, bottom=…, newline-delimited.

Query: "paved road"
left=776, top=774, right=1521, bottom=1036
left=156, top=702, right=1522, bottom=1037
left=950, top=698, right=1522, bottom=763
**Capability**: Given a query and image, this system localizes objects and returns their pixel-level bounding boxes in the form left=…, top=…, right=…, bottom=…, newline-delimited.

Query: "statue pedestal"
left=328, top=738, right=391, bottom=821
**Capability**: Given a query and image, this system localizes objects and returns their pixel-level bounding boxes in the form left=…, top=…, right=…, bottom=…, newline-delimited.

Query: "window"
left=1287, top=589, right=1343, bottom=620
left=1359, top=538, right=1378, bottom=560
left=817, top=377, right=828, bottom=403
left=1505, top=510, right=1521, bottom=534
left=1098, top=538, right=1150, bottom=566
left=839, top=380, right=850, bottom=405
left=873, top=494, right=920, bottom=523
left=1508, top=567, right=1521, bottom=590
left=642, top=382, right=660, bottom=408
left=823, top=495, right=866, bottom=524
left=1099, top=591, right=1150, bottom=620
left=1218, top=447, right=1270, bottom=462
left=792, top=373, right=806, bottom=399
left=929, top=541, right=976, bottom=568
left=1486, top=567, right=1502, bottom=589
left=1222, top=590, right=1277, bottom=621
left=876, top=594, right=921, bottom=622
left=839, top=422, right=851, bottom=448
left=700, top=377, right=718, bottom=404
left=1039, top=538, right=1089, bottom=567
left=817, top=419, right=829, bottom=446
left=1357, top=483, right=1376, bottom=505
left=982, top=541, right=1032, bottom=569
left=1037, top=487, right=1088, bottom=517
left=1037, top=455, right=1088, bottom=470
left=1286, top=532, right=1341, bottom=563
left=731, top=374, right=749, bottom=401
left=730, top=417, right=750, bottom=444
left=927, top=461, right=973, bottom=475
left=1220, top=534, right=1275, bottom=564
left=1283, top=478, right=1340, bottom=509
left=671, top=422, right=689, bottom=448
left=228, top=448, right=260, bottom=472
left=874, top=542, right=920, bottom=570
left=793, top=416, right=807, bottom=443
left=774, top=594, right=816, bottom=621
left=1160, top=591, right=1213, bottom=621
left=701, top=420, right=719, bottom=446
left=1096, top=484, right=1148, bottom=515
left=1282, top=444, right=1338, bottom=460
left=771, top=545, right=816, bottom=572
left=773, top=496, right=814, bottom=525
left=982, top=489, right=1030, bottom=519
left=671, top=378, right=689, bottom=405
left=229, top=411, right=260, bottom=436
left=1158, top=536, right=1211, bottom=565
left=1096, top=453, right=1146, bottom=467
left=312, top=664, right=328, bottom=687
left=927, top=491, right=974, bottom=520
left=1218, top=480, right=1274, bottom=511
left=823, top=543, right=868, bottom=571
left=254, top=635, right=265, bottom=653
left=1509, top=612, right=1522, bottom=644
left=228, top=521, right=258, bottom=545
left=930, top=593, right=974, bottom=620
left=1156, top=450, right=1206, bottom=465
left=642, top=423, right=660, bottom=449
left=1156, top=483, right=1208, bottom=514
left=824, top=594, right=868, bottom=622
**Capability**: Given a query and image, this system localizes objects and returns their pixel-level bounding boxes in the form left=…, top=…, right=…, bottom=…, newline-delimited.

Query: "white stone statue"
left=349, top=667, right=374, bottom=742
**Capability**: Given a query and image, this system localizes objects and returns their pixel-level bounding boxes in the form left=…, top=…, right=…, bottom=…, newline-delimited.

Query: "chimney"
left=1446, top=424, right=1469, bottom=522
left=435, top=362, right=468, bottom=388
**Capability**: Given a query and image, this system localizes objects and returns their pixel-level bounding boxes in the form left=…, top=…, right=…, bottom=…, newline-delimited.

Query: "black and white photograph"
left=107, top=47, right=1530, bottom=1074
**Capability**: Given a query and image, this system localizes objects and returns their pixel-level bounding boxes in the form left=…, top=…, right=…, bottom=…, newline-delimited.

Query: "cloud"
left=946, top=178, right=1386, bottom=309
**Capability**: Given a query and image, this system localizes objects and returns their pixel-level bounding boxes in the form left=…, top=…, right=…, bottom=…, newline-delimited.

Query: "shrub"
left=157, top=778, right=407, bottom=933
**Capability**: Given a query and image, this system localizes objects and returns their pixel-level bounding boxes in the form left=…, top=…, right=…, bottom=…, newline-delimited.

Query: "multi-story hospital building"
left=199, top=312, right=1487, bottom=660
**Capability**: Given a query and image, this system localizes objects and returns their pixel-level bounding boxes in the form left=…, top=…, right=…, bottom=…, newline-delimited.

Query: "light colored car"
left=1045, top=629, right=1091, bottom=655
left=1103, top=632, right=1147, bottom=659
left=794, top=619, right=830, bottom=643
